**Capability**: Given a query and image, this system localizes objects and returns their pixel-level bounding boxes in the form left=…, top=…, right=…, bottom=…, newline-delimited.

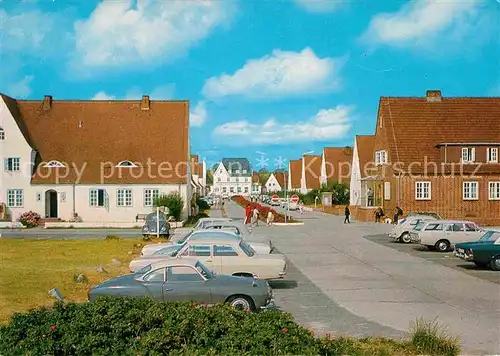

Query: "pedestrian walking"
left=266, top=211, right=274, bottom=226
left=252, top=206, right=260, bottom=226
left=244, top=204, right=252, bottom=225
left=344, top=205, right=350, bottom=224
left=367, top=188, right=374, bottom=207
left=298, top=201, right=304, bottom=214
left=394, top=206, right=403, bottom=224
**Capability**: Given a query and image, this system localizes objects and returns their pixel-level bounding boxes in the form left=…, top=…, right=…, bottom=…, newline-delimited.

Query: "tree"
left=154, top=193, right=184, bottom=221
left=206, top=170, right=214, bottom=185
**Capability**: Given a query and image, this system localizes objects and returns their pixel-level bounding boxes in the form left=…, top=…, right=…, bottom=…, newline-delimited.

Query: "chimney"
left=43, top=95, right=52, bottom=110
left=426, top=90, right=442, bottom=102
left=140, top=95, right=150, bottom=110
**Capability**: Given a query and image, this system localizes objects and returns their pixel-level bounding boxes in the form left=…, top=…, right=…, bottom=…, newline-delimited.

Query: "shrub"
left=0, top=298, right=459, bottom=356
left=17, top=211, right=41, bottom=228
left=154, top=193, right=183, bottom=221
left=410, top=317, right=460, bottom=356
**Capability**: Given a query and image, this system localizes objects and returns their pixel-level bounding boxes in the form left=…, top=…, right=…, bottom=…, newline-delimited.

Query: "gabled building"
left=288, top=159, right=302, bottom=191
left=349, top=135, right=376, bottom=207
left=265, top=172, right=287, bottom=193
left=320, top=147, right=353, bottom=185
left=354, top=90, right=500, bottom=226
left=301, top=155, right=322, bottom=193
left=251, top=172, right=262, bottom=195
left=212, top=158, right=252, bottom=196
left=190, top=155, right=207, bottom=196
left=0, top=94, right=193, bottom=222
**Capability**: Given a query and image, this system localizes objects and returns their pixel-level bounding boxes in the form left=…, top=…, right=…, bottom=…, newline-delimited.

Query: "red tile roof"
left=377, top=93, right=500, bottom=173
left=274, top=172, right=287, bottom=188
left=2, top=94, right=189, bottom=184
left=355, top=135, right=376, bottom=178
left=303, top=155, right=321, bottom=189
left=323, top=147, right=353, bottom=184
left=252, top=172, right=260, bottom=184
left=289, top=160, right=302, bottom=189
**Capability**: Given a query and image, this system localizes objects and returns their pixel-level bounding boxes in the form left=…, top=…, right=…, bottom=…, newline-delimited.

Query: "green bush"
left=0, top=298, right=460, bottom=356
left=154, top=193, right=184, bottom=221
left=196, top=198, right=210, bottom=211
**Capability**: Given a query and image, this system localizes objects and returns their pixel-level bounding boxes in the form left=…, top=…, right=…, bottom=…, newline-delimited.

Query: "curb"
left=272, top=222, right=305, bottom=226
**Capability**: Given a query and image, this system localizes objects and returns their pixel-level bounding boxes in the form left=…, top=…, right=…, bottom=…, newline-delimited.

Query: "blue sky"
left=1, top=0, right=499, bottom=170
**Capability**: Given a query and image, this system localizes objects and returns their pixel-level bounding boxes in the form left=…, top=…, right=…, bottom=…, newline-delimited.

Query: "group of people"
left=343, top=205, right=403, bottom=224
left=244, top=204, right=275, bottom=226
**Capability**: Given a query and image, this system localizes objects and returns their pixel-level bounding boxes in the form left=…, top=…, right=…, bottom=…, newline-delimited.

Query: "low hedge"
left=0, top=298, right=459, bottom=355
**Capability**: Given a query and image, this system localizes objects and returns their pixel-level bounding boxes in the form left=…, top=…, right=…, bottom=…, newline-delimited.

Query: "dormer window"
left=44, top=160, right=65, bottom=168
left=116, top=161, right=137, bottom=167
left=461, top=148, right=475, bottom=163
left=375, top=150, right=387, bottom=165
left=0, top=128, right=4, bottom=140
left=487, top=148, right=498, bottom=163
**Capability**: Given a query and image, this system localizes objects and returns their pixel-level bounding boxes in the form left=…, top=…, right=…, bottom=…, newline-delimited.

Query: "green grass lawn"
left=0, top=237, right=144, bottom=324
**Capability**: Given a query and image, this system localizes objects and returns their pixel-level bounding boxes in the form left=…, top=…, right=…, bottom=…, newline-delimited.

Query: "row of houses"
left=285, top=90, right=500, bottom=226
left=0, top=93, right=207, bottom=223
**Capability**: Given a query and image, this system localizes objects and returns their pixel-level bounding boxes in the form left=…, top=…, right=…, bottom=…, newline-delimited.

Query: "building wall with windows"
left=211, top=162, right=252, bottom=196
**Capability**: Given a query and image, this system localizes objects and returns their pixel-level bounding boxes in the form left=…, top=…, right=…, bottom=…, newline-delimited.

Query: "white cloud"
left=91, top=84, right=176, bottom=100
left=212, top=105, right=353, bottom=146
left=190, top=101, right=207, bottom=127
left=360, top=0, right=484, bottom=48
left=7, top=76, right=34, bottom=98
left=294, top=0, right=342, bottom=13
left=73, top=0, right=235, bottom=69
left=202, top=48, right=344, bottom=99
left=92, top=91, right=116, bottom=100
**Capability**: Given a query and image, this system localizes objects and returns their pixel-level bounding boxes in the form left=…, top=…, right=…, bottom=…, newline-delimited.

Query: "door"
left=213, top=244, right=246, bottom=276
left=45, top=190, right=58, bottom=218
left=464, top=223, right=482, bottom=242
left=445, top=223, right=467, bottom=243
left=163, top=266, right=212, bottom=303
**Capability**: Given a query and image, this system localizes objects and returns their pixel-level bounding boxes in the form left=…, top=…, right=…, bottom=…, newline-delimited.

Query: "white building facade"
left=0, top=94, right=193, bottom=223
left=212, top=158, right=252, bottom=196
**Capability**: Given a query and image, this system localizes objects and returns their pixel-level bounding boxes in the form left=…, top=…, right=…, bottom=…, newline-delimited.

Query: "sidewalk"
left=225, top=201, right=500, bottom=355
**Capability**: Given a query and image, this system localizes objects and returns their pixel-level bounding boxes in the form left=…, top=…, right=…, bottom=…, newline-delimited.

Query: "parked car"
left=194, top=217, right=233, bottom=230
left=454, top=230, right=500, bottom=270
left=142, top=212, right=170, bottom=238
left=131, top=235, right=287, bottom=280
left=140, top=230, right=270, bottom=256
left=389, top=217, right=437, bottom=243
left=410, top=220, right=484, bottom=252
left=89, top=259, right=275, bottom=311
left=402, top=212, right=442, bottom=221
left=202, top=221, right=274, bottom=253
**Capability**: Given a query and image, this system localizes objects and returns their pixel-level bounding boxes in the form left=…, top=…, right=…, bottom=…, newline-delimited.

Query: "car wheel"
left=435, top=239, right=450, bottom=252
left=227, top=295, right=255, bottom=312
left=400, top=232, right=411, bottom=244
left=490, top=256, right=500, bottom=271
left=474, top=261, right=488, bottom=269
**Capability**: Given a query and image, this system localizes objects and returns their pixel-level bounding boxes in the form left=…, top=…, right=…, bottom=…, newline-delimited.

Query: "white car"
left=410, top=220, right=484, bottom=252
left=202, top=221, right=273, bottom=253
left=389, top=217, right=437, bottom=243
left=141, top=230, right=271, bottom=256
left=131, top=235, right=287, bottom=279
left=194, top=217, right=233, bottom=229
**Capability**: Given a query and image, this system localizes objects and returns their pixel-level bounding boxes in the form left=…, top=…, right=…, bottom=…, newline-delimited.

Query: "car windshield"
left=137, top=264, right=152, bottom=275
left=153, top=244, right=184, bottom=256
left=479, top=231, right=500, bottom=242
left=413, top=221, right=427, bottom=231
left=239, top=240, right=255, bottom=257
left=147, top=213, right=166, bottom=222
left=195, top=261, right=213, bottom=279
left=177, top=231, right=193, bottom=244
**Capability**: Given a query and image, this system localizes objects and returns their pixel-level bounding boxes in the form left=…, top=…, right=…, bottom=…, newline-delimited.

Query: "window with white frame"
left=117, top=189, right=133, bottom=207
left=244, top=187, right=249, bottom=193
left=116, top=161, right=137, bottom=167
left=375, top=150, right=387, bottom=165
left=144, top=189, right=159, bottom=206
left=463, top=182, right=478, bottom=200
left=44, top=160, right=65, bottom=168
left=7, top=189, right=23, bottom=207
left=229, top=187, right=234, bottom=193
left=222, top=187, right=227, bottom=193
left=89, top=189, right=106, bottom=207
left=415, top=181, right=431, bottom=200
left=489, top=182, right=500, bottom=200
left=0, top=128, right=4, bottom=140
left=242, top=169, right=247, bottom=174
left=4, top=157, right=20, bottom=171
left=487, top=148, right=498, bottom=163
left=461, top=147, right=475, bottom=163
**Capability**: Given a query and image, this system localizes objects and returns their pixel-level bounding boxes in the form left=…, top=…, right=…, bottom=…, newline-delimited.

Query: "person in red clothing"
left=244, top=204, right=252, bottom=225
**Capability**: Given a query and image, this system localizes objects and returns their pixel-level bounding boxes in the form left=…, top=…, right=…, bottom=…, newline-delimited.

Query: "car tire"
left=400, top=232, right=411, bottom=244
left=435, top=239, right=450, bottom=252
left=490, top=256, right=500, bottom=271
left=227, top=295, right=255, bottom=312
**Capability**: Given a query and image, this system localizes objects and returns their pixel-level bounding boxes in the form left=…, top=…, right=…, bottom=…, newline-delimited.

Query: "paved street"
left=221, top=202, right=500, bottom=355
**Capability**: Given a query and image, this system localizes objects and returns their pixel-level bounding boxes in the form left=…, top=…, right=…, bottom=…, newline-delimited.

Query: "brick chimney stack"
left=426, top=90, right=442, bottom=102
left=43, top=95, right=52, bottom=110
left=140, top=95, right=150, bottom=110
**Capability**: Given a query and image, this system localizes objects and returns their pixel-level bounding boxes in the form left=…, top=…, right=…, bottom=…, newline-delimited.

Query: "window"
left=230, top=187, right=234, bottom=193
left=375, top=150, right=387, bottom=165
left=90, top=189, right=105, bottom=207
left=447, top=223, right=464, bottom=232
left=167, top=266, right=203, bottom=282
left=7, top=189, right=23, bottom=207
left=465, top=223, right=477, bottom=232
left=415, top=181, right=431, bottom=200
left=60, top=192, right=66, bottom=203
left=424, top=223, right=443, bottom=231
left=236, top=178, right=239, bottom=182
left=117, top=189, right=133, bottom=206
left=0, top=128, right=4, bottom=140
left=463, top=182, right=478, bottom=200
left=487, top=148, right=498, bottom=163
left=144, top=189, right=159, bottom=206
left=44, top=160, right=64, bottom=168
left=489, top=182, right=500, bottom=200
left=36, top=193, right=42, bottom=202
left=237, top=187, right=242, bottom=193
left=214, top=245, right=238, bottom=256
left=222, top=187, right=227, bottom=193
left=144, top=268, right=166, bottom=282
left=461, top=147, right=475, bottom=163
left=181, top=245, right=211, bottom=257
left=116, top=160, right=137, bottom=167
left=4, top=158, right=20, bottom=171
left=244, top=187, right=249, bottom=193
left=235, top=169, right=240, bottom=174
left=239, top=241, right=255, bottom=257
left=217, top=177, right=221, bottom=182
left=242, top=169, right=247, bottom=174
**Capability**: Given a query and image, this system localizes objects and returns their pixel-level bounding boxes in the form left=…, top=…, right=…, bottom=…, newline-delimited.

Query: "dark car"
left=454, top=230, right=500, bottom=270
left=142, top=212, right=170, bottom=238
left=88, top=259, right=275, bottom=311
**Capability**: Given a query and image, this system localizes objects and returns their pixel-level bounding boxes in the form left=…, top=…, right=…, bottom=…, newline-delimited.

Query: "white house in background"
left=0, top=93, right=193, bottom=223
left=190, top=155, right=207, bottom=196
left=252, top=172, right=262, bottom=195
left=349, top=135, right=375, bottom=207
left=265, top=172, right=287, bottom=193
left=212, top=158, right=252, bottom=196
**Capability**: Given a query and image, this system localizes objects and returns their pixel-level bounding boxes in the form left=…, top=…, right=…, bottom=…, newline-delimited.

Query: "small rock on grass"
left=96, top=265, right=107, bottom=273
left=111, top=258, right=121, bottom=265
